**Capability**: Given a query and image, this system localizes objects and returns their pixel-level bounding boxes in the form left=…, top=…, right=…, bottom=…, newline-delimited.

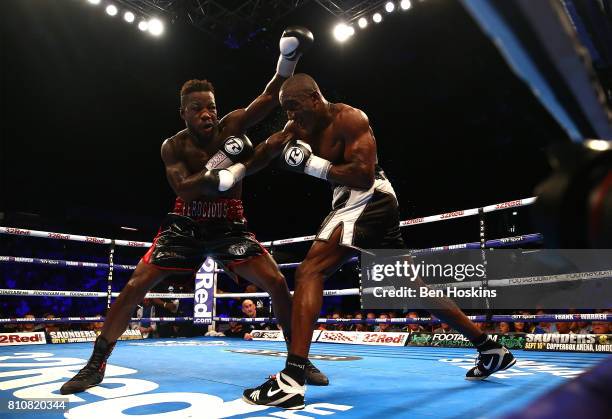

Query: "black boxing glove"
left=279, top=140, right=331, bottom=180
left=277, top=26, right=314, bottom=78
left=205, top=135, right=253, bottom=170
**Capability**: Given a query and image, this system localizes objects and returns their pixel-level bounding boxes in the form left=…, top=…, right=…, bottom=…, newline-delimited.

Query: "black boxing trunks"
left=142, top=197, right=267, bottom=272
left=316, top=166, right=405, bottom=252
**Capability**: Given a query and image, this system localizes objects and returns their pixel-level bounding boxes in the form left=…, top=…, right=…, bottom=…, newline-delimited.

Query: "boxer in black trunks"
left=60, top=28, right=329, bottom=395
left=213, top=74, right=516, bottom=409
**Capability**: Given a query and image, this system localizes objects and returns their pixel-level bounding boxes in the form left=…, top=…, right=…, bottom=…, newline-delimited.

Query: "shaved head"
left=281, top=73, right=322, bottom=97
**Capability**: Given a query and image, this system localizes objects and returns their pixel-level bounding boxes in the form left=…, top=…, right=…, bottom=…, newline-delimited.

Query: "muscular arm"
left=244, top=129, right=294, bottom=175
left=161, top=139, right=221, bottom=201
left=327, top=109, right=376, bottom=189
left=221, top=74, right=286, bottom=132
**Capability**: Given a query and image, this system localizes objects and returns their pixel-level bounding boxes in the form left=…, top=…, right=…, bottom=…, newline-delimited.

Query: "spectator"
left=238, top=299, right=276, bottom=340
left=19, top=313, right=37, bottom=332
left=90, top=315, right=104, bottom=332
left=556, top=322, right=572, bottom=334
left=402, top=312, right=425, bottom=333
left=497, top=322, right=511, bottom=334
left=375, top=313, right=400, bottom=332
left=154, top=284, right=180, bottom=337
left=131, top=299, right=157, bottom=338
left=43, top=313, right=60, bottom=333
left=591, top=321, right=610, bottom=334
left=512, top=321, right=528, bottom=334
left=365, top=312, right=376, bottom=331
left=433, top=322, right=455, bottom=334
left=535, top=310, right=556, bottom=333
left=244, top=284, right=268, bottom=315
left=352, top=312, right=366, bottom=332
left=331, top=312, right=344, bottom=331
left=224, top=321, right=251, bottom=338
left=572, top=321, right=590, bottom=334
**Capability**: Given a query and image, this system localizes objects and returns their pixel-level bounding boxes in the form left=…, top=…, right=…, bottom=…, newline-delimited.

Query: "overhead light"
left=585, top=139, right=611, bottom=151
left=123, top=11, right=135, bottom=23
left=400, top=0, right=412, bottom=10
left=373, top=13, right=382, bottom=23
left=385, top=2, right=395, bottom=13
left=105, top=5, right=118, bottom=16
left=138, top=20, right=149, bottom=31
left=358, top=17, right=368, bottom=28
left=333, top=23, right=354, bottom=42
left=87, top=0, right=101, bottom=5
left=120, top=226, right=138, bottom=231
left=148, top=18, right=164, bottom=36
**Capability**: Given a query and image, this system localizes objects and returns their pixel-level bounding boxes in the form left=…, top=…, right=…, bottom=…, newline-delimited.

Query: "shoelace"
left=250, top=390, right=261, bottom=401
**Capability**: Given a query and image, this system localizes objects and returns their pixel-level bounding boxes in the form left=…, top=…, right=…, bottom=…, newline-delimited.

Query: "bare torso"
left=164, top=116, right=245, bottom=200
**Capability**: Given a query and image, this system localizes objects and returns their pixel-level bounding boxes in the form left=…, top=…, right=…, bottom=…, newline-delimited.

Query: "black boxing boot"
left=60, top=336, right=116, bottom=394
left=283, top=331, right=329, bottom=386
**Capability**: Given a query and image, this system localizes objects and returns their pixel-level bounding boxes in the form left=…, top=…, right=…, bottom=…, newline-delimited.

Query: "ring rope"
left=0, top=196, right=537, bottom=248
left=1, top=313, right=609, bottom=325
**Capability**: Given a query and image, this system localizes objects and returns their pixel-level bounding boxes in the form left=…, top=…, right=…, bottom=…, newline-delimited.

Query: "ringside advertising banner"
left=250, top=330, right=321, bottom=342
left=407, top=333, right=522, bottom=349
left=48, top=329, right=142, bottom=343
left=361, top=249, right=612, bottom=310
left=193, top=257, right=216, bottom=324
left=524, top=333, right=612, bottom=353
left=0, top=332, right=46, bottom=346
left=317, top=331, right=409, bottom=346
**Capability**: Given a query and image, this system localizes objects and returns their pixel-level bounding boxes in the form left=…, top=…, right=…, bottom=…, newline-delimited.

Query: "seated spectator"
left=591, top=321, right=610, bottom=334
left=555, top=322, right=572, bottom=334
left=43, top=313, right=60, bottom=333
left=535, top=310, right=556, bottom=333
left=244, top=284, right=269, bottom=315
left=512, top=321, right=528, bottom=334
left=375, top=313, right=401, bottom=332
left=331, top=312, right=345, bottom=331
left=131, top=299, right=157, bottom=338
left=365, top=312, right=376, bottom=332
left=497, top=322, right=511, bottom=334
left=236, top=299, right=277, bottom=340
left=19, top=313, right=38, bottom=332
left=90, top=315, right=104, bottom=332
left=572, top=321, right=590, bottom=334
left=224, top=321, right=251, bottom=338
left=433, top=322, right=455, bottom=334
left=352, top=312, right=366, bottom=332
left=402, top=311, right=425, bottom=333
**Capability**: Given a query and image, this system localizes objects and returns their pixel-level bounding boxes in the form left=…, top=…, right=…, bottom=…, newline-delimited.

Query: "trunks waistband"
left=172, top=197, right=245, bottom=222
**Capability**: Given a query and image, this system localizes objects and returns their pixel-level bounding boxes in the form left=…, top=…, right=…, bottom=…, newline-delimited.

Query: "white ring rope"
left=0, top=196, right=537, bottom=247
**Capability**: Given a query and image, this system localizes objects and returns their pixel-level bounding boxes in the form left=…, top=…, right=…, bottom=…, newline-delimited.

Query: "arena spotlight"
left=333, top=23, right=355, bottom=42
left=385, top=1, right=396, bottom=13
left=400, top=0, right=412, bottom=10
left=105, top=5, right=118, bottom=16
left=138, top=20, right=149, bottom=31
left=358, top=17, right=368, bottom=28
left=373, top=13, right=382, bottom=23
left=148, top=18, right=164, bottom=36
left=123, top=11, right=135, bottom=23
left=86, top=0, right=101, bottom=5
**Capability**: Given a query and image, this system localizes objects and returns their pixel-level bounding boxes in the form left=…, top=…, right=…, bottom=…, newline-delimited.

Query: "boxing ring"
left=1, top=195, right=611, bottom=418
